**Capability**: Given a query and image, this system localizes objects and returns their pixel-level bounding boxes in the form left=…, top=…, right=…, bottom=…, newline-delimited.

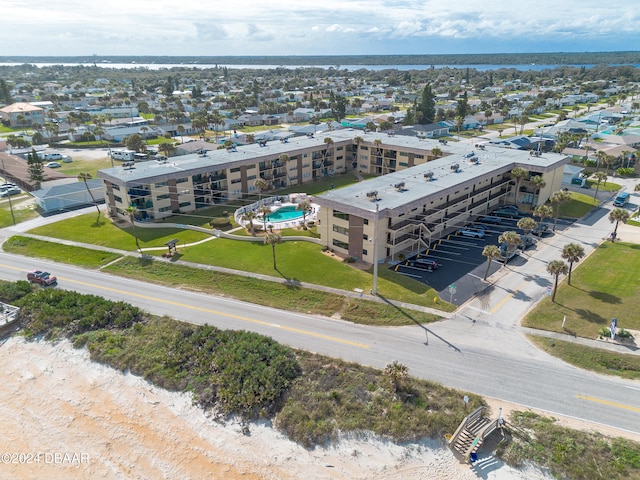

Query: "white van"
left=37, top=152, right=63, bottom=161
left=111, top=149, right=136, bottom=161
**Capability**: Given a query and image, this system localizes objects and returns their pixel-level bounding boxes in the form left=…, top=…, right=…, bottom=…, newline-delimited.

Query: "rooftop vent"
left=366, top=190, right=379, bottom=200
left=450, top=163, right=460, bottom=171
left=424, top=171, right=434, bottom=181
left=394, top=182, right=405, bottom=191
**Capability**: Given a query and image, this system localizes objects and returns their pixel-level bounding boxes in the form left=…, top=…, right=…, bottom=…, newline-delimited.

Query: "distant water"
left=2, top=62, right=638, bottom=72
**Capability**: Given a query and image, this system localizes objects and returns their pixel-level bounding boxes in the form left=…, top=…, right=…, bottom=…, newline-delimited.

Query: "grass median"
left=523, top=241, right=640, bottom=377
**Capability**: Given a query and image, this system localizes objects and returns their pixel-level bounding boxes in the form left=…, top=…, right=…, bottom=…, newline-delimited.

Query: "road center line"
left=58, top=277, right=370, bottom=348
left=2, top=262, right=370, bottom=349
left=577, top=394, right=640, bottom=413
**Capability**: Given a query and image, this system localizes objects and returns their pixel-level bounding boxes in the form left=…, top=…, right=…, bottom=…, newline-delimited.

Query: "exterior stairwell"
left=446, top=406, right=501, bottom=463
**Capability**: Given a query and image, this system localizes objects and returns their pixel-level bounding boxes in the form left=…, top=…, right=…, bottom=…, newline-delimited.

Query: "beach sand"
left=0, top=336, right=576, bottom=479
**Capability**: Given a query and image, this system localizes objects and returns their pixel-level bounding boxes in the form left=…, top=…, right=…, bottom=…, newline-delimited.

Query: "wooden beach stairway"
left=446, top=406, right=501, bottom=463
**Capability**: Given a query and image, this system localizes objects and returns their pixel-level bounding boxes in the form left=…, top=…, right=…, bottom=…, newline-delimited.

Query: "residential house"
left=0, top=102, right=45, bottom=127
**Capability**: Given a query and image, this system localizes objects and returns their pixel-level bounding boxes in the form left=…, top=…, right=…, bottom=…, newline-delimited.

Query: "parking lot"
left=392, top=214, right=557, bottom=306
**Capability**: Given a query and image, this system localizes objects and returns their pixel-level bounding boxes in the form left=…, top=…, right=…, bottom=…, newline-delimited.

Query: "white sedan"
left=457, top=227, right=485, bottom=238
left=45, top=161, right=61, bottom=168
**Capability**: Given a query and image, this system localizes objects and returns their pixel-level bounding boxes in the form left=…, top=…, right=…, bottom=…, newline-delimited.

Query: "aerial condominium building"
left=97, top=130, right=568, bottom=264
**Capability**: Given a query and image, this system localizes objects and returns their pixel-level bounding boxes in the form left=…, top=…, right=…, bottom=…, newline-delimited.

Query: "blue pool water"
left=265, top=205, right=304, bottom=222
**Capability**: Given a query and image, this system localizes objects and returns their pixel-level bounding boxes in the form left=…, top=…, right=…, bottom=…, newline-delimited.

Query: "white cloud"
left=1, top=0, right=638, bottom=55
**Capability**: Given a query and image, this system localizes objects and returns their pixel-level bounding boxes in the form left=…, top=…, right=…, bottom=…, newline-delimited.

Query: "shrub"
left=343, top=256, right=357, bottom=263
left=210, top=217, right=231, bottom=228
left=0, top=280, right=33, bottom=303
left=617, top=328, right=634, bottom=339
left=17, top=289, right=144, bottom=339
left=616, top=167, right=635, bottom=177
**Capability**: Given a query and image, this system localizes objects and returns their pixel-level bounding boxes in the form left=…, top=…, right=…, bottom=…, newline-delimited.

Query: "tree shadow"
left=573, top=308, right=607, bottom=324
left=274, top=268, right=302, bottom=290
left=377, top=294, right=461, bottom=352
left=589, top=291, right=621, bottom=304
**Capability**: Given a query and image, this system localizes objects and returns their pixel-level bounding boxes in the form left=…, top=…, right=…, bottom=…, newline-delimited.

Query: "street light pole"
left=372, top=202, right=379, bottom=295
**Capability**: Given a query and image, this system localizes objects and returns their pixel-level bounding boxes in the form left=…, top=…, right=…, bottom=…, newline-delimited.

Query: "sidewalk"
left=521, top=327, right=640, bottom=356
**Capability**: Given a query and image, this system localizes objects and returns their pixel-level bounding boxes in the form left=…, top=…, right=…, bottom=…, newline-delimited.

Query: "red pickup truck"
left=26, top=270, right=57, bottom=286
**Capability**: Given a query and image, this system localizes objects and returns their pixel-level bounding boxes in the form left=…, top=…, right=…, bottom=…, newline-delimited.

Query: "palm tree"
left=322, top=137, right=334, bottom=173
left=547, top=260, right=568, bottom=302
left=550, top=190, right=571, bottom=231
left=529, top=175, right=546, bottom=206
left=455, top=115, right=464, bottom=139
left=297, top=200, right=312, bottom=225
left=510, top=167, right=528, bottom=206
left=533, top=204, right=553, bottom=227
left=592, top=172, right=607, bottom=200
left=517, top=217, right=537, bottom=243
left=264, top=231, right=282, bottom=269
left=431, top=147, right=442, bottom=158
left=158, top=142, right=175, bottom=158
left=608, top=208, right=630, bottom=242
left=241, top=209, right=257, bottom=236
left=177, top=124, right=185, bottom=143
left=373, top=138, right=382, bottom=155
left=481, top=244, right=501, bottom=280
left=384, top=360, right=408, bottom=393
left=561, top=243, right=585, bottom=286
left=125, top=205, right=142, bottom=254
left=140, top=126, right=149, bottom=140
left=93, top=126, right=105, bottom=147
left=498, top=230, right=521, bottom=265
left=595, top=150, right=607, bottom=172
left=604, top=154, right=617, bottom=178
left=257, top=205, right=271, bottom=232
left=77, top=172, right=100, bottom=222
left=254, top=178, right=268, bottom=200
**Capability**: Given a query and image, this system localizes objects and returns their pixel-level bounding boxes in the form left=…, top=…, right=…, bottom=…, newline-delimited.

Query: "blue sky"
left=3, top=0, right=639, bottom=56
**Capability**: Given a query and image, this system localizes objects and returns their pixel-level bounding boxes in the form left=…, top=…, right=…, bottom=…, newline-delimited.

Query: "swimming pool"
left=264, top=205, right=304, bottom=222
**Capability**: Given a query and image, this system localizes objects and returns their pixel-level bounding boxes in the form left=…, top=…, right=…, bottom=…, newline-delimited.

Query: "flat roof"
left=314, top=132, right=569, bottom=219
left=97, top=130, right=568, bottom=216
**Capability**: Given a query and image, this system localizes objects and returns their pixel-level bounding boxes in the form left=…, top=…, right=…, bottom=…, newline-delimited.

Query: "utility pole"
left=1, top=157, right=16, bottom=226
left=372, top=202, right=379, bottom=295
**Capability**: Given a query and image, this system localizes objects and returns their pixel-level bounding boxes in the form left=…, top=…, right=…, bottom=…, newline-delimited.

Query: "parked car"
left=494, top=208, right=521, bottom=218
left=500, top=204, right=519, bottom=211
left=531, top=223, right=549, bottom=236
left=477, top=215, right=502, bottom=225
left=408, top=258, right=439, bottom=271
left=498, top=243, right=519, bottom=263
left=518, top=236, right=537, bottom=250
left=0, top=186, right=21, bottom=197
left=62, top=155, right=73, bottom=163
left=45, top=161, right=62, bottom=168
left=26, top=270, right=57, bottom=286
left=457, top=227, right=485, bottom=238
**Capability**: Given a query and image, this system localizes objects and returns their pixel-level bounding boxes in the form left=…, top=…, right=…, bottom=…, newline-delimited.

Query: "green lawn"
left=28, top=213, right=210, bottom=250
left=0, top=199, right=40, bottom=228
left=529, top=336, right=640, bottom=380
left=3, top=236, right=122, bottom=267
left=558, top=191, right=599, bottom=218
left=585, top=179, right=621, bottom=192
left=57, top=158, right=114, bottom=177
left=19, top=211, right=450, bottom=310
left=523, top=241, right=640, bottom=338
left=147, top=235, right=448, bottom=308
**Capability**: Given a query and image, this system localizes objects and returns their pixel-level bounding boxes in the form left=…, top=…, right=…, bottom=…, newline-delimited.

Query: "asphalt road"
left=1, top=242, right=639, bottom=437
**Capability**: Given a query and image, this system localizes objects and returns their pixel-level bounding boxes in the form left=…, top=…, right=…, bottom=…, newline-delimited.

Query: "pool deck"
left=259, top=202, right=319, bottom=230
